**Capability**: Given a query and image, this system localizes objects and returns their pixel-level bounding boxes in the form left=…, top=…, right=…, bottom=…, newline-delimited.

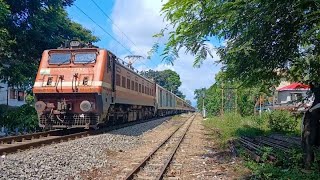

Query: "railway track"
left=0, top=115, right=175, bottom=155
left=234, top=134, right=301, bottom=162
left=123, top=114, right=195, bottom=180
left=0, top=129, right=89, bottom=155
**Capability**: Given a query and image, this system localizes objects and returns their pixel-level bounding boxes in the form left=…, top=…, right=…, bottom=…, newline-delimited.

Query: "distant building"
left=276, top=82, right=310, bottom=105
left=0, top=81, right=26, bottom=106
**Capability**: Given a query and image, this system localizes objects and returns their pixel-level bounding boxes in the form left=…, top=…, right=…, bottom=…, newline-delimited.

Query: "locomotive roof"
left=114, top=57, right=155, bottom=84
left=106, top=50, right=155, bottom=84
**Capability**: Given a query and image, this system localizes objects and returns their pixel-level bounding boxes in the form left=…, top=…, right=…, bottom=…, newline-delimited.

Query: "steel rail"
left=0, top=130, right=61, bottom=144
left=0, top=115, right=175, bottom=155
left=124, top=114, right=195, bottom=180
left=0, top=131, right=89, bottom=155
left=155, top=115, right=195, bottom=180
left=236, top=134, right=305, bottom=162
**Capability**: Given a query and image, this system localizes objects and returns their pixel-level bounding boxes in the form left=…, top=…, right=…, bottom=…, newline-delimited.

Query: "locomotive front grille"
left=39, top=113, right=99, bottom=128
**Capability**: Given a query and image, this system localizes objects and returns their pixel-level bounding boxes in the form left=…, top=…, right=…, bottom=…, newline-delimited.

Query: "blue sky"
left=67, top=0, right=221, bottom=106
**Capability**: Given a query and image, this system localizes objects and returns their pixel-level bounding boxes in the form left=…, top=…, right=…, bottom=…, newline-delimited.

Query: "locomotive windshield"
left=49, top=53, right=71, bottom=65
left=74, top=53, right=96, bottom=64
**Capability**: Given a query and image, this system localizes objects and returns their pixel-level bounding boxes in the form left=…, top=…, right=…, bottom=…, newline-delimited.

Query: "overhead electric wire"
left=74, top=4, right=134, bottom=55
left=90, top=0, right=139, bottom=50
left=89, top=0, right=158, bottom=68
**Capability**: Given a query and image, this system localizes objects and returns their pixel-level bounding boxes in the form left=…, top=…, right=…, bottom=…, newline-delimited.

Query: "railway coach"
left=33, top=41, right=194, bottom=129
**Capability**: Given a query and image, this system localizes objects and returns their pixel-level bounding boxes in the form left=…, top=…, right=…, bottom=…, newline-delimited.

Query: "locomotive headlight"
left=35, top=101, right=46, bottom=112
left=80, top=100, right=92, bottom=112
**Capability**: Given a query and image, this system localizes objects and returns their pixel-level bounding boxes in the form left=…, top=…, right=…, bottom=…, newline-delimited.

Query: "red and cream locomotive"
left=33, top=41, right=195, bottom=129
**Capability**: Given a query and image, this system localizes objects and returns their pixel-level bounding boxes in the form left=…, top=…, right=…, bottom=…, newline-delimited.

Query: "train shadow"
left=106, top=117, right=170, bottom=136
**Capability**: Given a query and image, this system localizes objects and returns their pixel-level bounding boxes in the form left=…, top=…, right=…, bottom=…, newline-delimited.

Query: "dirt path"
left=164, top=114, right=249, bottom=179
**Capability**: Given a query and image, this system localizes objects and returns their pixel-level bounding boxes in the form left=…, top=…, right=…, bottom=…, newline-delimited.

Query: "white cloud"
left=154, top=64, right=174, bottom=71
left=112, top=0, right=221, bottom=106
left=112, top=0, right=166, bottom=56
left=154, top=50, right=220, bottom=105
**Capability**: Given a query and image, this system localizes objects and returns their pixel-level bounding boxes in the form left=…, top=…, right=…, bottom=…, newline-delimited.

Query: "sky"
left=67, top=0, right=222, bottom=106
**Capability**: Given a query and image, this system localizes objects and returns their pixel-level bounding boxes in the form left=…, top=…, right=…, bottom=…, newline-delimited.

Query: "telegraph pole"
left=202, top=90, right=206, bottom=118
left=221, top=86, right=224, bottom=115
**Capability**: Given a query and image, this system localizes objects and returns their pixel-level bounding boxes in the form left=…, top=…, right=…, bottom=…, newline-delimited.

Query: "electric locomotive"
left=33, top=41, right=194, bottom=129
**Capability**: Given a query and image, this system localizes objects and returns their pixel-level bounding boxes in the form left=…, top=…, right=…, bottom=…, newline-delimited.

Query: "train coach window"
left=116, top=74, right=120, bottom=86
left=122, top=76, right=126, bottom=88
left=139, top=84, right=141, bottom=93
left=142, top=85, right=145, bottom=93
left=135, top=82, right=138, bottom=91
left=74, top=53, right=96, bottom=64
left=131, top=80, right=134, bottom=90
left=49, top=53, right=71, bottom=65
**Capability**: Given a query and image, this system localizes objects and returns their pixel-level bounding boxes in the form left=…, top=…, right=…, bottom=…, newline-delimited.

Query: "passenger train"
left=33, top=41, right=195, bottom=129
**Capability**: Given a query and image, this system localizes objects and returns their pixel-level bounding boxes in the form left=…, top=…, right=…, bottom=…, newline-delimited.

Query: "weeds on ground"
left=244, top=148, right=320, bottom=179
left=203, top=112, right=320, bottom=179
left=203, top=113, right=268, bottom=148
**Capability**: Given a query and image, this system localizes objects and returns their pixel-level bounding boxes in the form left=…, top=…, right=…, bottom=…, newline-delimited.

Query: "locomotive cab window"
left=49, top=53, right=71, bottom=65
left=74, top=53, right=96, bottom=64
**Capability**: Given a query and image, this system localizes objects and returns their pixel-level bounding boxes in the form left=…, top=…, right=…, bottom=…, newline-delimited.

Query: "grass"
left=203, top=113, right=269, bottom=148
left=203, top=112, right=320, bottom=179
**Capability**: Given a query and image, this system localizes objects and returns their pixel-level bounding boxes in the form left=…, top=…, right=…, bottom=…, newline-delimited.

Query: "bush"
left=204, top=113, right=266, bottom=147
left=268, top=110, right=298, bottom=132
left=0, top=104, right=38, bottom=132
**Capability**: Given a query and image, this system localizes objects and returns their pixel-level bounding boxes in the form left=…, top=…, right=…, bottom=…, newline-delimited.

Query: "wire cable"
left=89, top=0, right=158, bottom=67
left=74, top=4, right=134, bottom=55
left=90, top=0, right=139, bottom=49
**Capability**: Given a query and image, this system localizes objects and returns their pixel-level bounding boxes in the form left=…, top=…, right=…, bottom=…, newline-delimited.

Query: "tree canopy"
left=140, top=69, right=186, bottom=99
left=160, top=0, right=320, bottom=87
left=0, top=0, right=98, bottom=87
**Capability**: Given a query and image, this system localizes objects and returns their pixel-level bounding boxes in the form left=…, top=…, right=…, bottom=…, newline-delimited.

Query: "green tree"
left=141, top=69, right=185, bottom=98
left=0, top=0, right=13, bottom=65
left=0, top=0, right=98, bottom=87
left=194, top=88, right=206, bottom=111
left=160, top=0, right=319, bottom=168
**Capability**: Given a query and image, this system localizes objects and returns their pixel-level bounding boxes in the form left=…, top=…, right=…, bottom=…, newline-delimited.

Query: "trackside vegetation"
left=203, top=112, right=320, bottom=179
left=0, top=95, right=38, bottom=134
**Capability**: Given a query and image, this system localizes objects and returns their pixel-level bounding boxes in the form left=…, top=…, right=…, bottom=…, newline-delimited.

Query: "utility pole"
left=235, top=89, right=238, bottom=114
left=221, top=86, right=224, bottom=115
left=6, top=85, right=8, bottom=106
left=6, top=78, right=9, bottom=106
left=259, top=95, right=262, bottom=117
left=202, top=90, right=206, bottom=118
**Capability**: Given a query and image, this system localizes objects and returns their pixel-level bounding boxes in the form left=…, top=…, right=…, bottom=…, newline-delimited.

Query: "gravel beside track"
left=0, top=117, right=171, bottom=179
left=80, top=114, right=190, bottom=179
